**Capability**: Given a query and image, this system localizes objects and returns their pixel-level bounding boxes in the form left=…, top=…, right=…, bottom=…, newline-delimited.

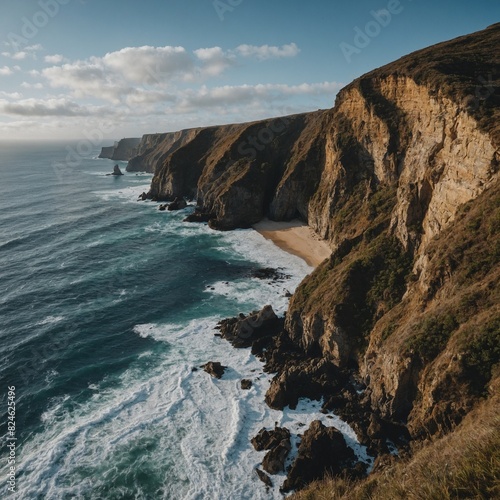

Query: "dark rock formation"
left=264, top=356, right=346, bottom=411
left=111, top=164, right=123, bottom=176
left=184, top=210, right=212, bottom=223
left=167, top=197, right=187, bottom=211
left=252, top=427, right=292, bottom=475
left=255, top=469, right=273, bottom=488
left=251, top=268, right=291, bottom=281
left=216, top=305, right=282, bottom=349
left=281, top=420, right=358, bottom=492
left=202, top=362, right=226, bottom=379
left=241, top=379, right=252, bottom=390
left=251, top=426, right=291, bottom=452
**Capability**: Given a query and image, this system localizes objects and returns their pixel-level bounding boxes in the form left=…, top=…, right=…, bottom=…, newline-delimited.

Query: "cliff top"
left=341, top=23, right=500, bottom=145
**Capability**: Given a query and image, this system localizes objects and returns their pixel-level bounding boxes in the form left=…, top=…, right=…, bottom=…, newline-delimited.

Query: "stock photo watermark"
left=340, top=0, right=411, bottom=63
left=5, top=0, right=73, bottom=52
left=5, top=386, right=17, bottom=494
left=213, top=0, right=244, bottom=21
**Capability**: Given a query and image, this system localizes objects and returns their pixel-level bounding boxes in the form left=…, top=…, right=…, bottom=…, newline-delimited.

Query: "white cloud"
left=0, top=66, right=13, bottom=76
left=236, top=43, right=300, bottom=60
left=175, top=81, right=342, bottom=111
left=21, top=82, right=44, bottom=89
left=194, top=47, right=235, bottom=77
left=0, top=98, right=95, bottom=117
left=103, top=45, right=194, bottom=83
left=0, top=91, right=23, bottom=99
left=2, top=44, right=43, bottom=60
left=45, top=54, right=65, bottom=64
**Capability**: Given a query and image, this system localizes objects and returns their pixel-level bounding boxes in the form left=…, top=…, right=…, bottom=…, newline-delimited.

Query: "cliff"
left=133, top=23, right=499, bottom=494
left=126, top=129, right=203, bottom=173
left=98, top=137, right=141, bottom=161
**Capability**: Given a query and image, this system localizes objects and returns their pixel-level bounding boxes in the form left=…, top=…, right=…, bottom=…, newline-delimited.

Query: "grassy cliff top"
left=340, top=23, right=500, bottom=146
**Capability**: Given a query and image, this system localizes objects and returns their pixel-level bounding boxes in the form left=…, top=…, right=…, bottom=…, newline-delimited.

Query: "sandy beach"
left=253, top=218, right=331, bottom=268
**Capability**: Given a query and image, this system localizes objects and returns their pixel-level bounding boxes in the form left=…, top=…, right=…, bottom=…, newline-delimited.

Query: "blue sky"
left=0, top=0, right=498, bottom=140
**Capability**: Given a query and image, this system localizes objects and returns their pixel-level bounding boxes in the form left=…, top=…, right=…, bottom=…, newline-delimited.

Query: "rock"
left=111, top=164, right=124, bottom=176
left=216, top=305, right=282, bottom=349
left=262, top=438, right=291, bottom=474
left=202, top=362, right=226, bottom=379
left=159, top=204, right=168, bottom=211
left=282, top=421, right=358, bottom=492
left=241, top=379, right=253, bottom=390
left=138, top=191, right=148, bottom=201
left=251, top=268, right=291, bottom=281
left=167, top=197, right=187, bottom=211
left=265, top=358, right=345, bottom=410
left=252, top=427, right=292, bottom=475
left=251, top=427, right=291, bottom=452
left=184, top=210, right=213, bottom=223
left=255, top=469, right=273, bottom=488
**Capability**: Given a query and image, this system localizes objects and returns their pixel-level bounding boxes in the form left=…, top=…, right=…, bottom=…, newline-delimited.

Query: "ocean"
left=0, top=142, right=370, bottom=499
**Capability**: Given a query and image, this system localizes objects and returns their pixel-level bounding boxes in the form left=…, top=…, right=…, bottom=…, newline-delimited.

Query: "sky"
left=0, top=0, right=498, bottom=141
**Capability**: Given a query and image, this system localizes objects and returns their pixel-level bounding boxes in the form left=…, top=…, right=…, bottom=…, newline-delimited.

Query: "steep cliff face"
left=285, top=23, right=500, bottom=440
left=148, top=112, right=327, bottom=228
left=126, top=129, right=203, bottom=173
left=137, top=23, right=500, bottom=445
left=99, top=138, right=141, bottom=161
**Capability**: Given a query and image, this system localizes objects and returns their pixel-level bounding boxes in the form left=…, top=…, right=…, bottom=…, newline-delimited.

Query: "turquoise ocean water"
left=0, top=142, right=370, bottom=499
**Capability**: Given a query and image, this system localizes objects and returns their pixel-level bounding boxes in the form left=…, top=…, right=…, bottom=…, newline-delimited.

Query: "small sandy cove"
left=253, top=218, right=331, bottom=268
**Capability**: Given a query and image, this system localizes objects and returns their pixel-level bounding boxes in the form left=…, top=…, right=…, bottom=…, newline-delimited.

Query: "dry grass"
left=292, top=378, right=500, bottom=500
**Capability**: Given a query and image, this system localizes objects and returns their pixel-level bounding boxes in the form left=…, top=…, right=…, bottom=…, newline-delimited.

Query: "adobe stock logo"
left=340, top=0, right=408, bottom=63
left=213, top=0, right=243, bottom=21
left=6, top=0, right=73, bottom=51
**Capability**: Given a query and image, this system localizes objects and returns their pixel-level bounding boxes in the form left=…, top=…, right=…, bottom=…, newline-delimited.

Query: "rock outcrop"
left=281, top=420, right=358, bottom=492
left=202, top=361, right=226, bottom=379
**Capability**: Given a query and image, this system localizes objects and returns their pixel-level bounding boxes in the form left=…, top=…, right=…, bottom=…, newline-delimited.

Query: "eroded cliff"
left=99, top=137, right=141, bottom=161
left=132, top=23, right=500, bottom=492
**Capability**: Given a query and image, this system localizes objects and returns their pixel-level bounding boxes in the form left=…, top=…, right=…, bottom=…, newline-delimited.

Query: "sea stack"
left=111, top=165, right=124, bottom=176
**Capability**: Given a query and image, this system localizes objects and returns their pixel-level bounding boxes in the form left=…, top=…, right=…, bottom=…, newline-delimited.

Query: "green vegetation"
left=406, top=314, right=459, bottom=363
left=461, top=317, right=500, bottom=393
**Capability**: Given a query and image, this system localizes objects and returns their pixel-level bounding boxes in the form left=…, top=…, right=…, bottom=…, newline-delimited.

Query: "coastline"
left=253, top=218, right=331, bottom=268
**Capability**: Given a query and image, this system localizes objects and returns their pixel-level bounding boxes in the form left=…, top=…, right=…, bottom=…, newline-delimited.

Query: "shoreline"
left=253, top=218, right=331, bottom=268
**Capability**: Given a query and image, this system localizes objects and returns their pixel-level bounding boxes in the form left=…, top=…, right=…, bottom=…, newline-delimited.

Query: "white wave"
left=11, top=317, right=372, bottom=499
left=133, top=323, right=158, bottom=338
left=8, top=209, right=368, bottom=499
left=36, top=315, right=64, bottom=326
left=92, top=184, right=152, bottom=203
